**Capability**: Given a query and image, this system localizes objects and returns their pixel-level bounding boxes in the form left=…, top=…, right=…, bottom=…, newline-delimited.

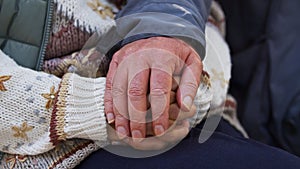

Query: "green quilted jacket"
left=0, top=0, right=53, bottom=70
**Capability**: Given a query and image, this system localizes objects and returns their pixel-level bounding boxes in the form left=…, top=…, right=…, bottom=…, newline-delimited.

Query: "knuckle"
left=128, top=86, right=146, bottom=97
left=190, top=57, right=203, bottom=74
left=104, top=96, right=113, bottom=104
left=115, top=114, right=128, bottom=122
left=112, top=85, right=126, bottom=97
left=130, top=122, right=145, bottom=130
left=150, top=88, right=169, bottom=97
left=152, top=106, right=169, bottom=120
left=113, top=50, right=121, bottom=58
left=183, top=81, right=199, bottom=91
left=195, top=57, right=203, bottom=68
left=129, top=112, right=146, bottom=123
left=105, top=78, right=113, bottom=89
left=196, top=64, right=203, bottom=76
left=112, top=51, right=123, bottom=62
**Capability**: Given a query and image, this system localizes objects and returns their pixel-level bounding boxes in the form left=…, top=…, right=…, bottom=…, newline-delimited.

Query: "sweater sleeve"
left=0, top=51, right=108, bottom=155
left=99, top=0, right=212, bottom=60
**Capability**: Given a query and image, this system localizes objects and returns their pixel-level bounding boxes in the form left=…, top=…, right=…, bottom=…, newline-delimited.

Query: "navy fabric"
left=116, top=0, right=211, bottom=31
left=105, top=0, right=212, bottom=60
left=218, top=0, right=300, bottom=156
left=76, top=119, right=300, bottom=169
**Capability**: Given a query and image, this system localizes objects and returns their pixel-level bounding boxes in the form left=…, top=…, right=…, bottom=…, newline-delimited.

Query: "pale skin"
left=104, top=37, right=202, bottom=146
left=108, top=90, right=197, bottom=150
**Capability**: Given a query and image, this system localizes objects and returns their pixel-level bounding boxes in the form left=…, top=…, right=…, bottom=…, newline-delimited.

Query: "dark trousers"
left=76, top=118, right=300, bottom=169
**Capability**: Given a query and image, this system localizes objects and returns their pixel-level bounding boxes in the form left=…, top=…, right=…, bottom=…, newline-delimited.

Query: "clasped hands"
left=105, top=37, right=202, bottom=150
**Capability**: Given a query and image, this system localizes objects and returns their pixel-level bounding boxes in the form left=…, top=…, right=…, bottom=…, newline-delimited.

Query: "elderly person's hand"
left=104, top=37, right=202, bottom=141
left=108, top=89, right=197, bottom=150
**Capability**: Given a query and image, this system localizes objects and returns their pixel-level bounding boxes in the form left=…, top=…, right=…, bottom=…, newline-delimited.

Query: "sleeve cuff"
left=50, top=73, right=108, bottom=145
left=190, top=72, right=213, bottom=127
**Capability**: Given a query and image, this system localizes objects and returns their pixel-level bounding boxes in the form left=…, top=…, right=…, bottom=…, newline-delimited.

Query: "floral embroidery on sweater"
left=5, top=155, right=27, bottom=169
left=87, top=0, right=114, bottom=19
left=42, top=86, right=58, bottom=110
left=201, top=71, right=212, bottom=88
left=0, top=76, right=12, bottom=92
left=211, top=68, right=229, bottom=88
left=11, top=122, right=34, bottom=140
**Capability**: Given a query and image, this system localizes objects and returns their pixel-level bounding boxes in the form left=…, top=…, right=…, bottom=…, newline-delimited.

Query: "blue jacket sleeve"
left=102, top=0, right=212, bottom=60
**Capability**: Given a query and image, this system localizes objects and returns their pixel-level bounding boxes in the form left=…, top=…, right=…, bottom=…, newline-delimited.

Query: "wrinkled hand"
left=108, top=90, right=197, bottom=150
left=104, top=37, right=202, bottom=141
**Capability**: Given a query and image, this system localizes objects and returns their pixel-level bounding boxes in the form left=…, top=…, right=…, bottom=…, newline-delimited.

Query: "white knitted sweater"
left=0, top=47, right=215, bottom=155
left=0, top=50, right=108, bottom=156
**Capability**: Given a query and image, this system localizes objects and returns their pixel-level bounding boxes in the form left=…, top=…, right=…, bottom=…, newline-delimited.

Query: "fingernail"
left=107, top=113, right=115, bottom=124
left=183, top=96, right=193, bottom=111
left=117, top=126, right=127, bottom=139
left=132, top=130, right=144, bottom=142
left=154, top=125, right=165, bottom=136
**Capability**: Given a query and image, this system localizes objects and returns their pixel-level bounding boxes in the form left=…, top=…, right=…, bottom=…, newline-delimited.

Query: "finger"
left=128, top=69, right=150, bottom=141
left=124, top=136, right=168, bottom=151
left=158, top=120, right=190, bottom=142
left=104, top=59, right=118, bottom=124
left=104, top=51, right=127, bottom=124
left=169, top=104, right=197, bottom=121
left=177, top=53, right=202, bottom=111
left=146, top=71, right=179, bottom=108
left=145, top=120, right=175, bottom=136
left=168, top=104, right=180, bottom=121
left=124, top=120, right=190, bottom=150
left=112, top=61, right=130, bottom=139
left=107, top=124, right=129, bottom=146
left=172, top=76, right=180, bottom=91
left=147, top=91, right=176, bottom=106
left=107, top=124, right=119, bottom=141
left=150, top=68, right=172, bottom=136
